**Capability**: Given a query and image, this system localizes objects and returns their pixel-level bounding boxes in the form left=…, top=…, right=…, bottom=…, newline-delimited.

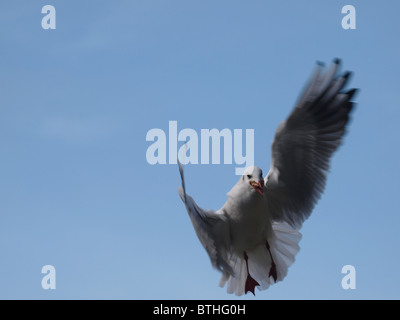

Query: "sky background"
left=0, top=1, right=399, bottom=300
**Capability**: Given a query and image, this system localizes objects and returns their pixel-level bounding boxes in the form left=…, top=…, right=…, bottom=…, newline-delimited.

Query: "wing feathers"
left=178, top=162, right=234, bottom=276
left=265, top=59, right=358, bottom=227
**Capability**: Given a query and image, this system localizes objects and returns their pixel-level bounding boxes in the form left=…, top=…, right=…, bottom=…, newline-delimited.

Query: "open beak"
left=250, top=180, right=263, bottom=196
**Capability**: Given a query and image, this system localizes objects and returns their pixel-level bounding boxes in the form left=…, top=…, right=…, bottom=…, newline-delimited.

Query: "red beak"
left=250, top=181, right=263, bottom=196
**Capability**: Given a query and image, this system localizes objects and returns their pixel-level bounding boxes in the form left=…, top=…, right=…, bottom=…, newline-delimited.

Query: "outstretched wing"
left=265, top=59, right=358, bottom=228
left=178, top=162, right=233, bottom=276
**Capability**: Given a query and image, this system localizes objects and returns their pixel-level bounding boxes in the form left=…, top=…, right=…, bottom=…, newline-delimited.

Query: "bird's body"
left=223, top=168, right=271, bottom=253
left=178, top=59, right=358, bottom=295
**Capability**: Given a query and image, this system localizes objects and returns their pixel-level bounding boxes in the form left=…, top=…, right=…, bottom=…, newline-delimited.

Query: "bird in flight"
left=178, top=59, right=358, bottom=295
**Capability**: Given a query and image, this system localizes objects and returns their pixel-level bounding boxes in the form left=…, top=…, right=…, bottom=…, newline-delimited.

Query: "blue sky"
left=0, top=0, right=399, bottom=299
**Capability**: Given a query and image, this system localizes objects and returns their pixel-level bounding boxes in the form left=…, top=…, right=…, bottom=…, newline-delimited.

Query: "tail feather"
left=225, top=254, right=247, bottom=295
left=219, top=221, right=302, bottom=295
left=270, top=222, right=302, bottom=281
left=271, top=222, right=302, bottom=280
left=247, top=246, right=273, bottom=290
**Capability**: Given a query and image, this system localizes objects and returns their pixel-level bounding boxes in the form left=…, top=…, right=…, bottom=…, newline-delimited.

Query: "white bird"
left=178, top=59, right=358, bottom=295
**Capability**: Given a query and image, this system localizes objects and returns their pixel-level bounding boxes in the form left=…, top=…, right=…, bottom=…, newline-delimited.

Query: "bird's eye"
left=247, top=175, right=251, bottom=179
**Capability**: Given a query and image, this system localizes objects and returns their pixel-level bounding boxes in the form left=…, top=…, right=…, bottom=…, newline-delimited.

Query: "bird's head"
left=242, top=166, right=264, bottom=196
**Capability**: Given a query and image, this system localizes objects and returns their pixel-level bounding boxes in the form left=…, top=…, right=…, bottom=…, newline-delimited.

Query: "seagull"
left=178, top=59, right=358, bottom=296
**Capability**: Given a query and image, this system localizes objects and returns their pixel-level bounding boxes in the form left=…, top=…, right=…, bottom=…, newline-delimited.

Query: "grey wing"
left=178, top=162, right=234, bottom=276
left=265, top=59, right=358, bottom=228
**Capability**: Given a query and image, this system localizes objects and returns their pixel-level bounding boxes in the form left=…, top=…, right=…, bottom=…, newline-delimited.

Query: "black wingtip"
left=343, top=71, right=352, bottom=79
left=316, top=60, right=325, bottom=67
left=333, top=57, right=341, bottom=65
left=346, top=88, right=359, bottom=99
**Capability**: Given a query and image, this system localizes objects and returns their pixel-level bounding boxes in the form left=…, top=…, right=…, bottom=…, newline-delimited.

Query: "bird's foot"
left=245, top=274, right=260, bottom=295
left=269, top=261, right=277, bottom=282
left=266, top=240, right=278, bottom=282
left=244, top=251, right=260, bottom=295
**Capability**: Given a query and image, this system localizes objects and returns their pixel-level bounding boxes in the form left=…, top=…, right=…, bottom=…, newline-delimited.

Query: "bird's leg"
left=244, top=251, right=260, bottom=295
left=265, top=241, right=278, bottom=282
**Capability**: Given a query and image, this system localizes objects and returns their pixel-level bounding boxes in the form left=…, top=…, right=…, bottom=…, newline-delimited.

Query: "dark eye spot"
left=247, top=175, right=251, bottom=179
